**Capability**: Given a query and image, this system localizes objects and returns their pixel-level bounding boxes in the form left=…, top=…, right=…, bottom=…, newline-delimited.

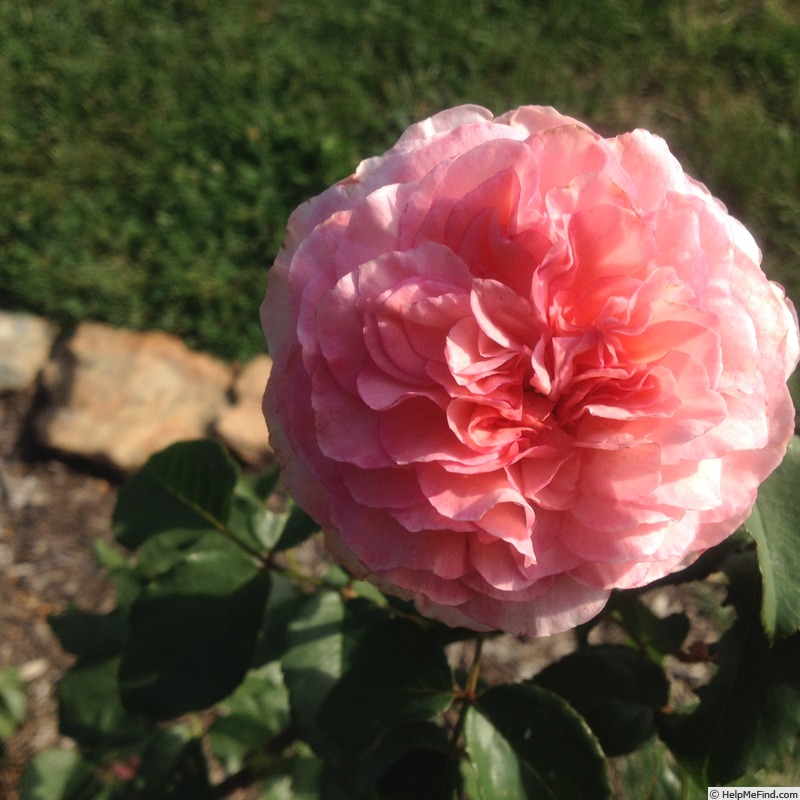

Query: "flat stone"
left=214, top=355, right=273, bottom=466
left=0, top=312, right=58, bottom=392
left=36, top=322, right=232, bottom=472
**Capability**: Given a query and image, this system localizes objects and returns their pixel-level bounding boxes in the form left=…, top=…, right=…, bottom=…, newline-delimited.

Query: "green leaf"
left=745, top=435, right=800, bottom=640
left=309, top=722, right=449, bottom=799
left=280, top=591, right=388, bottom=757
left=612, top=739, right=707, bottom=800
left=19, top=749, right=101, bottom=800
left=58, top=657, right=151, bottom=749
left=657, top=549, right=800, bottom=785
left=92, top=538, right=129, bottom=572
left=113, top=439, right=239, bottom=550
left=788, top=369, right=800, bottom=415
left=0, top=667, right=26, bottom=743
left=272, top=503, right=320, bottom=553
left=227, top=491, right=320, bottom=556
left=49, top=606, right=128, bottom=662
left=251, top=571, right=309, bottom=666
left=290, top=743, right=452, bottom=800
left=533, top=645, right=669, bottom=756
left=465, top=684, right=611, bottom=800
left=329, top=721, right=449, bottom=800
left=228, top=471, right=285, bottom=551
left=93, top=539, right=142, bottom=612
left=317, top=618, right=453, bottom=760
left=607, top=593, right=690, bottom=657
left=229, top=497, right=289, bottom=552
left=130, top=728, right=209, bottom=800
left=133, top=528, right=210, bottom=579
left=280, top=591, right=346, bottom=752
left=209, top=662, right=290, bottom=772
left=374, top=747, right=451, bottom=800
left=0, top=668, right=24, bottom=765
left=237, top=464, right=282, bottom=505
left=120, top=535, right=270, bottom=719
left=349, top=578, right=389, bottom=607
left=259, top=743, right=324, bottom=800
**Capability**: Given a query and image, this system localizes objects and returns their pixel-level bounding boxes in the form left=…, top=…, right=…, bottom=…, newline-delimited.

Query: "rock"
left=0, top=312, right=57, bottom=392
left=0, top=468, right=49, bottom=512
left=36, top=322, right=232, bottom=472
left=18, top=659, right=48, bottom=682
left=214, top=355, right=273, bottom=466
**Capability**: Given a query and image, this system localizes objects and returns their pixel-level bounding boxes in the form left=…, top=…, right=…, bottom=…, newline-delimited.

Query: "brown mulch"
left=0, top=387, right=120, bottom=799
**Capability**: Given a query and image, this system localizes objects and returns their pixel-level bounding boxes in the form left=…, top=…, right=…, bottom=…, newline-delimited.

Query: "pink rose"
left=261, top=105, right=799, bottom=637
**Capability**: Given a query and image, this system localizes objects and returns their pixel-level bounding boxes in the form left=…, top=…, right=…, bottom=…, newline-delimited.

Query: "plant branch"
left=445, top=635, right=486, bottom=797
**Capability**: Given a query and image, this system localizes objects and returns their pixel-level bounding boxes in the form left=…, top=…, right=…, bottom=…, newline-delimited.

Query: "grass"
left=0, top=0, right=798, bottom=360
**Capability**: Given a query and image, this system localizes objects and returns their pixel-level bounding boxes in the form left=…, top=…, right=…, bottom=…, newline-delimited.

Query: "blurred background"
left=1, top=0, right=798, bottom=363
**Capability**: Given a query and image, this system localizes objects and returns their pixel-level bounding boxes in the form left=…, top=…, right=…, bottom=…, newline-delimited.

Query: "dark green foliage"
left=112, top=439, right=239, bottom=550
left=316, top=619, right=454, bottom=761
left=604, top=593, right=691, bottom=660
left=657, top=549, right=800, bottom=786
left=465, top=683, right=612, bottom=799
left=119, top=534, right=272, bottom=719
left=17, top=438, right=800, bottom=798
left=533, top=645, right=670, bottom=756
left=746, top=437, right=800, bottom=640
left=18, top=750, right=103, bottom=800
left=58, top=657, right=153, bottom=750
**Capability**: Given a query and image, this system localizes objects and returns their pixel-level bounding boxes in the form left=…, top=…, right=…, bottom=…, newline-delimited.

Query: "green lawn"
left=1, top=0, right=798, bottom=360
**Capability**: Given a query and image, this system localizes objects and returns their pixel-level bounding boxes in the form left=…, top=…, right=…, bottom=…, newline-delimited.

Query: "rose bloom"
left=261, top=105, right=799, bottom=637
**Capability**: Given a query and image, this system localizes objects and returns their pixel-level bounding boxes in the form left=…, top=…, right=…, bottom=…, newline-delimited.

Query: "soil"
left=0, top=387, right=120, bottom=799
